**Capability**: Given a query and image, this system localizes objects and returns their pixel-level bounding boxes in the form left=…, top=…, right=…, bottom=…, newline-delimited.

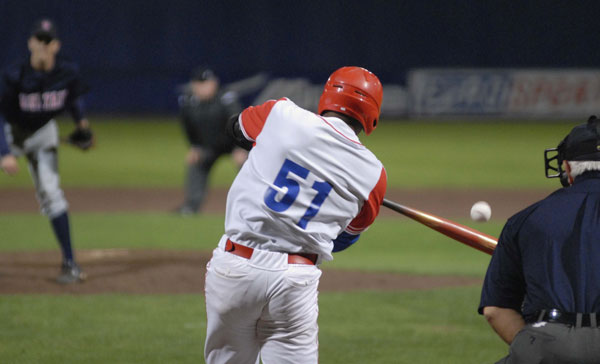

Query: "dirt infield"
left=0, top=249, right=483, bottom=294
left=0, top=186, right=551, bottom=294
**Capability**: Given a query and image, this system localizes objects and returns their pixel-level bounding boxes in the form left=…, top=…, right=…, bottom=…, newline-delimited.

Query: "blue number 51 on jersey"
left=264, top=159, right=333, bottom=229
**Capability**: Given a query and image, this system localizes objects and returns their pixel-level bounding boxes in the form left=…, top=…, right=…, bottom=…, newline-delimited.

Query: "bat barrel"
left=382, top=198, right=497, bottom=255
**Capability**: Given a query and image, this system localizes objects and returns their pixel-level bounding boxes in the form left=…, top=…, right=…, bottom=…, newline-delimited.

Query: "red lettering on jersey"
left=346, top=167, right=387, bottom=234
left=239, top=98, right=285, bottom=140
left=42, top=90, right=68, bottom=111
left=19, top=90, right=68, bottom=112
left=19, top=93, right=42, bottom=112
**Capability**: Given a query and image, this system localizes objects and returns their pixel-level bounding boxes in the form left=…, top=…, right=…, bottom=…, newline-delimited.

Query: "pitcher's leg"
left=27, top=149, right=70, bottom=258
left=27, top=148, right=68, bottom=218
left=27, top=148, right=84, bottom=283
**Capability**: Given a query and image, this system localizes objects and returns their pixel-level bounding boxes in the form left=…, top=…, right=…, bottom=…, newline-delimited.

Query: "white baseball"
left=470, top=201, right=492, bottom=222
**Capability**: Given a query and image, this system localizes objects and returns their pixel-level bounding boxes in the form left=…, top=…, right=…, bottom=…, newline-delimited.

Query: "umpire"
left=174, top=67, right=246, bottom=215
left=479, top=115, right=600, bottom=363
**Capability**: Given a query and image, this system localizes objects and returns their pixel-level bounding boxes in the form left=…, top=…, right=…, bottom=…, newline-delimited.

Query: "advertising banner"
left=409, top=69, right=600, bottom=117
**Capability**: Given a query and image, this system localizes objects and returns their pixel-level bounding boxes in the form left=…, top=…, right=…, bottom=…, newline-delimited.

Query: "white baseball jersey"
left=225, top=98, right=387, bottom=261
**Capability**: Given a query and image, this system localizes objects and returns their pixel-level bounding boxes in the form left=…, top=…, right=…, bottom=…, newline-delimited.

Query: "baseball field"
left=0, top=117, right=575, bottom=363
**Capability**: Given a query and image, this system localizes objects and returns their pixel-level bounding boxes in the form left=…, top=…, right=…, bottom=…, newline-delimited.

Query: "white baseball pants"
left=204, top=235, right=321, bottom=364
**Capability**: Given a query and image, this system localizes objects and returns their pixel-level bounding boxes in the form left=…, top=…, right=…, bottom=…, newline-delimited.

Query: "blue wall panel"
left=1, top=1, right=597, bottom=113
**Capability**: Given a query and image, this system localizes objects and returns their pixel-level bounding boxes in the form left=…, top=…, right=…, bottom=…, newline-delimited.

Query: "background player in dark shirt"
left=479, top=115, right=600, bottom=363
left=0, top=19, right=93, bottom=284
left=174, top=67, right=247, bottom=215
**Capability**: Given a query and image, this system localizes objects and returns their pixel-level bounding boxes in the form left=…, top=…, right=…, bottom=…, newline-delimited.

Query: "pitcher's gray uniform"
left=0, top=18, right=91, bottom=283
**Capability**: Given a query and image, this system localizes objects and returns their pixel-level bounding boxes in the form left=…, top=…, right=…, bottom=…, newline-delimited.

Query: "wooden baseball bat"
left=382, top=198, right=497, bottom=255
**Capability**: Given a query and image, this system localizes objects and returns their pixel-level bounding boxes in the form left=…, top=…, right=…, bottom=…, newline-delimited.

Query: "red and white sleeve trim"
left=239, top=98, right=287, bottom=141
left=346, top=167, right=387, bottom=234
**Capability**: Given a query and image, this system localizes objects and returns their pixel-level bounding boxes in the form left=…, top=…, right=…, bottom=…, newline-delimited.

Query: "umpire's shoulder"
left=504, top=188, right=561, bottom=232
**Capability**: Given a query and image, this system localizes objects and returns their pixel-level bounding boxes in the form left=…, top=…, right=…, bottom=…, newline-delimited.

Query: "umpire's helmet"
left=545, top=115, right=600, bottom=186
left=318, top=67, right=383, bottom=135
left=561, top=115, right=600, bottom=161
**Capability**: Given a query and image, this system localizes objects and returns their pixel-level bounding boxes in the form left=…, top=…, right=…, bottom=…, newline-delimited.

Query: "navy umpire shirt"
left=479, top=171, right=600, bottom=321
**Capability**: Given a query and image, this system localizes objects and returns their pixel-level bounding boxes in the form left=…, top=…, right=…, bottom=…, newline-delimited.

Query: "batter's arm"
left=332, top=231, right=360, bottom=252
left=345, top=168, right=387, bottom=235
left=334, top=168, right=386, bottom=252
left=482, top=306, right=525, bottom=344
left=226, top=113, right=253, bottom=151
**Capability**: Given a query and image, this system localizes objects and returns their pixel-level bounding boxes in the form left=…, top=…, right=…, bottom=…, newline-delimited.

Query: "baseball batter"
left=204, top=67, right=387, bottom=363
left=0, top=19, right=93, bottom=284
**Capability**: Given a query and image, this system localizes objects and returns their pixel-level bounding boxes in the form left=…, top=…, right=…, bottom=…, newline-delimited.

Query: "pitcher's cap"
left=31, top=18, right=58, bottom=42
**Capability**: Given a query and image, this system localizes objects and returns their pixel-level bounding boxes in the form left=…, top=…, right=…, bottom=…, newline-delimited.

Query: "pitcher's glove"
left=67, top=128, right=95, bottom=150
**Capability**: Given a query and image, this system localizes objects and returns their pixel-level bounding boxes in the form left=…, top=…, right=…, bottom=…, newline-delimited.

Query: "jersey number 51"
left=264, top=159, right=332, bottom=229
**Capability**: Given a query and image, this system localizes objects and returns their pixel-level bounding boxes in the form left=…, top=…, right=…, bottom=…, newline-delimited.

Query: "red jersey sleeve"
left=346, top=167, right=387, bottom=234
left=239, top=98, right=286, bottom=141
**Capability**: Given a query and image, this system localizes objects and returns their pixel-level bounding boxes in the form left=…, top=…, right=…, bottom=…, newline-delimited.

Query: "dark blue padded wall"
left=1, top=1, right=596, bottom=113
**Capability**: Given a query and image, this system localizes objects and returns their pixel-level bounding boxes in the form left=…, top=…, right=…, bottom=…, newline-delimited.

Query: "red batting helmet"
left=318, top=66, right=383, bottom=135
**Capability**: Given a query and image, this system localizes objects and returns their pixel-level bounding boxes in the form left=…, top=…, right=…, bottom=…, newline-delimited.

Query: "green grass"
left=319, top=288, right=505, bottom=363
left=326, top=217, right=500, bottom=276
left=0, top=116, right=576, bottom=189
left=364, top=119, right=575, bottom=189
left=0, top=295, right=205, bottom=364
left=0, top=117, right=240, bottom=188
left=0, top=287, right=505, bottom=364
left=2, top=117, right=558, bottom=363
left=0, top=213, right=500, bottom=277
left=0, top=213, right=225, bottom=251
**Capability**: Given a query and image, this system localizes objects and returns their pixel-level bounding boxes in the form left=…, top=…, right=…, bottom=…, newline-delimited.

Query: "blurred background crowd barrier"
left=408, top=69, right=600, bottom=118
left=249, top=68, right=600, bottom=119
